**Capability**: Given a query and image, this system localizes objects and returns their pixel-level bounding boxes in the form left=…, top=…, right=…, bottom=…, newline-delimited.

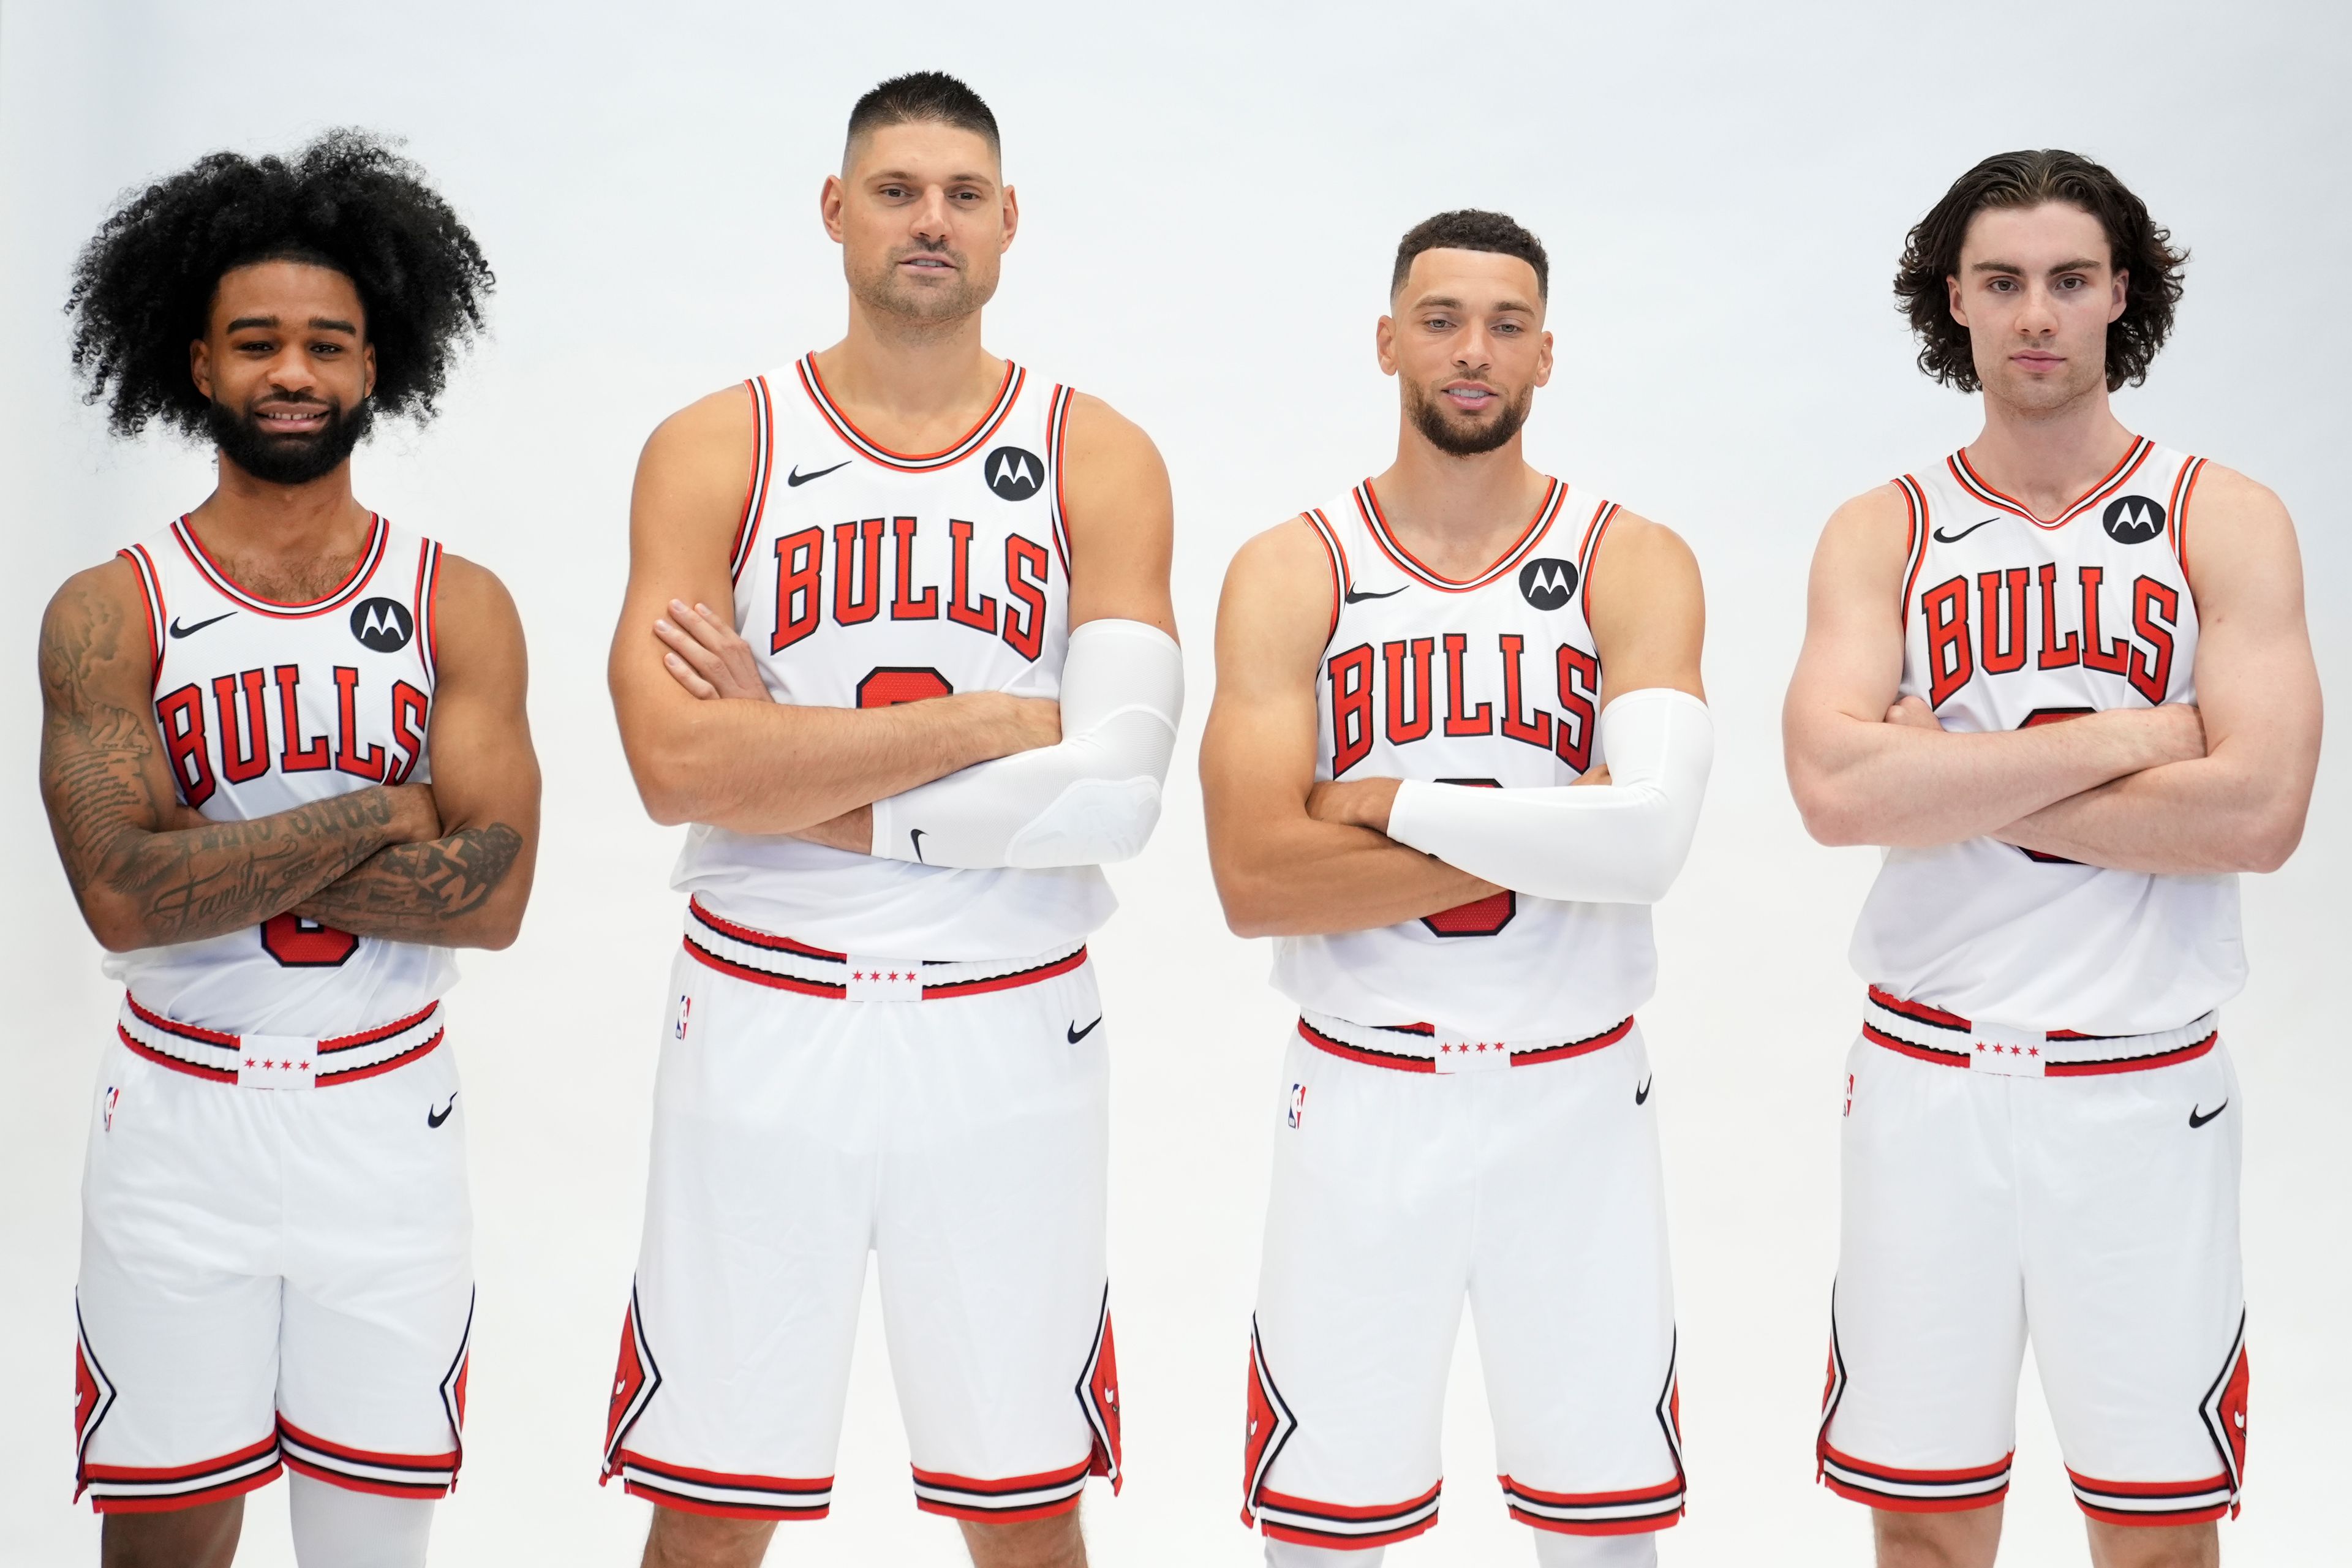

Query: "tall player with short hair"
left=1202, top=210, right=1713, bottom=1567
left=1787, top=151, right=2321, bottom=1568
left=603, top=74, right=1180, bottom=1568
left=42, top=132, right=540, bottom=1568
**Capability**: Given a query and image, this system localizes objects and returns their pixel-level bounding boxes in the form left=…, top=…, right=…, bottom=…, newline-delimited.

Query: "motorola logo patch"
left=985, top=445, right=1044, bottom=502
left=1518, top=557, right=1579, bottom=609
left=2101, top=494, right=2166, bottom=544
left=350, top=597, right=415, bottom=652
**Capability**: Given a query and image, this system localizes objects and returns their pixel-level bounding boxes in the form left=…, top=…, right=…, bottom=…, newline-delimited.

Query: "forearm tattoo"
left=39, top=585, right=398, bottom=946
left=295, top=823, right=524, bottom=937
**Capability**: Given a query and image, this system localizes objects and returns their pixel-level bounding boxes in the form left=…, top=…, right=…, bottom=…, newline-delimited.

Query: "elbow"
left=78, top=893, right=151, bottom=954
left=1210, top=862, right=1287, bottom=939
left=1792, top=785, right=1869, bottom=848
left=2236, top=811, right=2306, bottom=875
left=629, top=751, right=711, bottom=827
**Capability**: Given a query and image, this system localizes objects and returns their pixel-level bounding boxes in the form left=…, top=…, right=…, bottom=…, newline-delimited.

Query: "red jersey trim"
left=796, top=353, right=1023, bottom=472
left=729, top=377, right=775, bottom=584
left=1355, top=477, right=1565, bottom=593
left=1947, top=437, right=2154, bottom=530
left=172, top=513, right=389, bottom=618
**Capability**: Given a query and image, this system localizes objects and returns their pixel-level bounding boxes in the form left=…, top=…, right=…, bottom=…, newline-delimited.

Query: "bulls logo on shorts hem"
left=72, top=1300, right=118, bottom=1501
left=1240, top=1316, right=1297, bottom=1529
left=600, top=1284, right=662, bottom=1480
left=1076, top=1284, right=1123, bottom=1491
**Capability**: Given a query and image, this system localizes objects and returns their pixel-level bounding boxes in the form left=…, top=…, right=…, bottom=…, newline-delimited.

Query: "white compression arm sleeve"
left=870, top=618, right=1184, bottom=869
left=1384, top=687, right=1713, bottom=905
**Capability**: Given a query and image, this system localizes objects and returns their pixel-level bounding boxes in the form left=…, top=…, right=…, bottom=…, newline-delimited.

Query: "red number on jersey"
left=260, top=913, right=360, bottom=968
left=857, top=666, right=954, bottom=708
left=1420, top=777, right=1517, bottom=938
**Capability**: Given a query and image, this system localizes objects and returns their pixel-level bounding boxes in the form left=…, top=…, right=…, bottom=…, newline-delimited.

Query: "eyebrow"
left=1970, top=257, right=2103, bottom=276
left=868, top=168, right=996, bottom=186
left=1410, top=294, right=1537, bottom=314
left=224, top=315, right=360, bottom=334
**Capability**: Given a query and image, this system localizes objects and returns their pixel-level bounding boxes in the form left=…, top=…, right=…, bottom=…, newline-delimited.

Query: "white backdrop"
left=3, top=3, right=2345, bottom=1564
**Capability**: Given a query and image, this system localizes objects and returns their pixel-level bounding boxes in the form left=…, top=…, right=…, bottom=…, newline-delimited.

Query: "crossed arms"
left=39, top=555, right=540, bottom=955
left=1782, top=466, right=2320, bottom=873
left=608, top=382, right=1177, bottom=857
left=1200, top=510, right=1709, bottom=940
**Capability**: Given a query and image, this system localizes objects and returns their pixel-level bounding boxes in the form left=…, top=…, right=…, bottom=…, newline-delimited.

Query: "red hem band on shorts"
left=81, top=1433, right=283, bottom=1513
left=1295, top=1013, right=1633, bottom=1073
left=1861, top=987, right=2218, bottom=1076
left=911, top=1458, right=1092, bottom=1521
left=1253, top=1481, right=1443, bottom=1548
left=276, top=1417, right=457, bottom=1499
left=682, top=897, right=1087, bottom=1002
left=610, top=1451, right=833, bottom=1520
left=2067, top=1468, right=2235, bottom=1527
left=1817, top=1442, right=2012, bottom=1512
left=1500, top=1473, right=1685, bottom=1534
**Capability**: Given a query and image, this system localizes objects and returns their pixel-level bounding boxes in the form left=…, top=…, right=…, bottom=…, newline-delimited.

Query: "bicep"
left=1587, top=516, right=1705, bottom=701
left=1060, top=396, right=1177, bottom=639
left=610, top=391, right=757, bottom=724
left=1201, top=527, right=1330, bottom=823
left=1787, top=494, right=1912, bottom=731
left=39, top=564, right=182, bottom=842
left=2182, top=478, right=2322, bottom=774
left=421, top=560, right=541, bottom=836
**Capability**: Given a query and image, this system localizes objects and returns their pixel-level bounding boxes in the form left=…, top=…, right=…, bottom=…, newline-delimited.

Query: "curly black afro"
left=66, top=128, right=493, bottom=438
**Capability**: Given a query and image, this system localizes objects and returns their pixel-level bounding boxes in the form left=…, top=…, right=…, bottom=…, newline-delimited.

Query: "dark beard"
left=1405, top=377, right=1532, bottom=456
left=206, top=396, right=371, bottom=485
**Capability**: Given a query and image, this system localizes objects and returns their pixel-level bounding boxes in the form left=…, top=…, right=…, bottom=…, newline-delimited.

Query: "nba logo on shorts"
left=102, top=1085, right=119, bottom=1132
left=1287, top=1084, right=1306, bottom=1129
left=674, top=995, right=692, bottom=1041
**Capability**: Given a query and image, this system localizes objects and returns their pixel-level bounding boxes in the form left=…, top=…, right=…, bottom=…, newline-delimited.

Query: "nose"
left=2016, top=280, right=2060, bottom=336
left=264, top=346, right=321, bottom=399
left=910, top=184, right=954, bottom=244
left=1453, top=323, right=1496, bottom=374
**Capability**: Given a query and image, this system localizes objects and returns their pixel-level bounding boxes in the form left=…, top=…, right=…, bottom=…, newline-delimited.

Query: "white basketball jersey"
left=105, top=514, right=458, bottom=1035
left=1270, top=479, right=1654, bottom=1038
left=671, top=355, right=1114, bottom=958
left=1850, top=439, right=2242, bottom=1033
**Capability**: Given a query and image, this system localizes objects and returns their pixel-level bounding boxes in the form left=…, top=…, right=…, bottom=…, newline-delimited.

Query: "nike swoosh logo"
left=1343, top=586, right=1406, bottom=603
left=2188, top=1099, right=2226, bottom=1129
left=1932, top=517, right=2002, bottom=544
left=786, top=461, right=851, bottom=487
left=1635, top=1076, right=1652, bottom=1106
left=427, top=1092, right=458, bottom=1129
left=1068, top=1016, right=1102, bottom=1044
left=908, top=828, right=928, bottom=864
left=168, top=611, right=237, bottom=638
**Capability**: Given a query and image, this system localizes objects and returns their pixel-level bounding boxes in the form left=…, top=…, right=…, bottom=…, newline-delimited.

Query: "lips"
left=254, top=404, right=331, bottom=432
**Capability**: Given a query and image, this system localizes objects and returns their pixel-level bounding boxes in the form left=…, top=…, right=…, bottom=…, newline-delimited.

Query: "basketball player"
left=603, top=74, right=1180, bottom=1568
left=1200, top=210, right=1713, bottom=1567
left=1786, top=150, right=2320, bottom=1568
left=40, top=132, right=540, bottom=1568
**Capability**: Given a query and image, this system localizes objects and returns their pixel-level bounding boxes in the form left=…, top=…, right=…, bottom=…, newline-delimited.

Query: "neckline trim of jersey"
left=1947, top=437, right=2154, bottom=530
left=794, top=353, right=1026, bottom=473
left=1354, top=477, right=1567, bottom=593
left=170, top=513, right=390, bottom=619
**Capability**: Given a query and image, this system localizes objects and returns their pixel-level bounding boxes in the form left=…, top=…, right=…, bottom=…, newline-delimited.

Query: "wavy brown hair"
left=1895, top=149, right=2186, bottom=393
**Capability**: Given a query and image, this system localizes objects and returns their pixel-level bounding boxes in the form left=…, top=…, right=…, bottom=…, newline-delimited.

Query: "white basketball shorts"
left=1819, top=989, right=2250, bottom=1527
left=1243, top=1012, right=1684, bottom=1550
left=602, top=900, right=1120, bottom=1525
left=76, top=996, right=472, bottom=1512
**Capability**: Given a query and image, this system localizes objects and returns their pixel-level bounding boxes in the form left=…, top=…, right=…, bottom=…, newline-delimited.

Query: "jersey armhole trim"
left=2168, top=455, right=2206, bottom=574
left=412, top=538, right=444, bottom=687
left=118, top=544, right=165, bottom=690
left=1302, top=509, right=1349, bottom=646
left=728, top=377, right=775, bottom=586
left=1895, top=476, right=1929, bottom=628
left=1046, top=385, right=1075, bottom=573
left=1577, top=500, right=1620, bottom=624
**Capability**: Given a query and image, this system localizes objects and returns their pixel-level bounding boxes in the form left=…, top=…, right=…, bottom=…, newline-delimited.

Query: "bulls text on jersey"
left=1913, top=562, right=2182, bottom=710
left=1327, top=630, right=1600, bottom=777
left=766, top=513, right=1055, bottom=664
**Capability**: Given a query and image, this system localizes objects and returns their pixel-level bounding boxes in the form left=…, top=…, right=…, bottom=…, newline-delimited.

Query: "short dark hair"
left=66, top=129, right=492, bottom=439
left=1392, top=209, right=1548, bottom=300
left=1895, top=148, right=2187, bottom=393
left=845, top=71, right=1001, bottom=159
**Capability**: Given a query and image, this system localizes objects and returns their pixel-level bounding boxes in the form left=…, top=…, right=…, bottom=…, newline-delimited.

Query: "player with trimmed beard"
left=1203, top=209, right=1713, bottom=1567
left=1785, top=149, right=2321, bottom=1568
left=603, top=72, right=1180, bottom=1568
left=43, top=131, right=540, bottom=1568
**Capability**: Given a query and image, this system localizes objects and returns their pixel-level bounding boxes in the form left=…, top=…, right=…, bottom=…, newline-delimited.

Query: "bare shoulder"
left=1824, top=480, right=1915, bottom=544
left=2176, top=462, right=2303, bottom=605
left=423, top=552, right=527, bottom=686
left=1061, top=390, right=1170, bottom=494
left=1225, top=513, right=1333, bottom=595
left=1593, top=507, right=1699, bottom=584
left=637, top=383, right=756, bottom=493
left=1215, top=516, right=1336, bottom=687
left=431, top=552, right=522, bottom=631
left=40, top=557, right=149, bottom=680
left=2182, top=461, right=2294, bottom=542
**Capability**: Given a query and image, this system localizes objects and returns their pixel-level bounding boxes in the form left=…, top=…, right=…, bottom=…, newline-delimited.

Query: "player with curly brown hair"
left=42, top=129, right=539, bottom=1568
left=1784, top=149, right=2321, bottom=1568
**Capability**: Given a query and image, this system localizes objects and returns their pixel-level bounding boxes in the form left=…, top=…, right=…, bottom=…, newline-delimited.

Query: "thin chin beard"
left=1408, top=383, right=1530, bottom=457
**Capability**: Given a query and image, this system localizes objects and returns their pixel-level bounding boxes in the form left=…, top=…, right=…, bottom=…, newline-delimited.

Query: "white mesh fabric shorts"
left=603, top=907, right=1121, bottom=1525
left=1242, top=1013, right=1684, bottom=1550
left=1818, top=989, right=2250, bottom=1527
left=75, top=1003, right=473, bottom=1513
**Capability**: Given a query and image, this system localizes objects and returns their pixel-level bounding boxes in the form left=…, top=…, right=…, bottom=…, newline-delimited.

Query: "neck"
left=1965, top=380, right=2135, bottom=518
left=817, top=294, right=1001, bottom=429
left=1370, top=423, right=1549, bottom=573
left=186, top=454, right=372, bottom=564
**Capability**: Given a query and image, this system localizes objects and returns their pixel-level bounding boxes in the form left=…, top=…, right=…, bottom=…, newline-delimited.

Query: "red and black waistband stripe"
left=1517, top=1017, right=1637, bottom=1065
left=1297, top=1017, right=1438, bottom=1073
left=686, top=900, right=845, bottom=960
left=116, top=1023, right=238, bottom=1082
left=1866, top=987, right=1968, bottom=1032
left=2045, top=1033, right=2217, bottom=1077
left=922, top=947, right=1088, bottom=998
left=1860, top=1022, right=1973, bottom=1067
left=312, top=1029, right=445, bottom=1085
